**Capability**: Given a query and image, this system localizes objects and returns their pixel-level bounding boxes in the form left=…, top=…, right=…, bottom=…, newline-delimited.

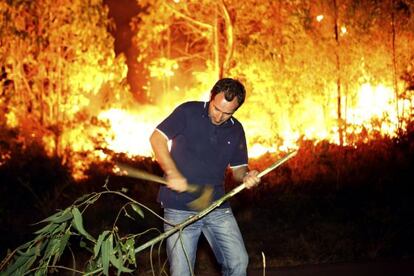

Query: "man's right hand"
left=166, top=170, right=188, bottom=193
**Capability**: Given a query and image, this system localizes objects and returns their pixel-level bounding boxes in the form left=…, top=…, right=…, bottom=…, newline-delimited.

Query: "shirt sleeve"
left=156, top=103, right=187, bottom=139
left=229, top=126, right=248, bottom=168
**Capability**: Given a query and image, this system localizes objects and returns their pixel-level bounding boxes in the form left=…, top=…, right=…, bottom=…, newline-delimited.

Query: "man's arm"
left=149, top=130, right=188, bottom=192
left=232, top=165, right=260, bottom=189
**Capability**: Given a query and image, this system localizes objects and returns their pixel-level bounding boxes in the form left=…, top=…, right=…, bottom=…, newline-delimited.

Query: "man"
left=150, top=78, right=260, bottom=276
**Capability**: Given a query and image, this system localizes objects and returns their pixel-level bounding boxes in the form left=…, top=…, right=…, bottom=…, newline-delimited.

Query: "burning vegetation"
left=1, top=0, right=413, bottom=179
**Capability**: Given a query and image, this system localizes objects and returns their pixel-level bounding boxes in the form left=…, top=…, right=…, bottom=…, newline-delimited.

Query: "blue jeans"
left=164, top=208, right=248, bottom=276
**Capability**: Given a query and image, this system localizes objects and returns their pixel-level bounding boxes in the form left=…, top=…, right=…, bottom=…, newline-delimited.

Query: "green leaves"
left=124, top=203, right=145, bottom=221
left=131, top=203, right=144, bottom=219
left=101, top=235, right=112, bottom=275
left=97, top=233, right=134, bottom=275
left=94, top=230, right=111, bottom=258
left=36, top=208, right=73, bottom=225
left=124, top=238, right=136, bottom=265
left=3, top=205, right=96, bottom=275
left=2, top=188, right=144, bottom=275
left=4, top=247, right=37, bottom=275
left=71, top=207, right=96, bottom=242
left=4, top=219, right=69, bottom=275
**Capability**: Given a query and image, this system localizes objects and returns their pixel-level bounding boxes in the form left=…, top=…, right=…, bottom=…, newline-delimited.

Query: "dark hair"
left=210, top=78, right=246, bottom=108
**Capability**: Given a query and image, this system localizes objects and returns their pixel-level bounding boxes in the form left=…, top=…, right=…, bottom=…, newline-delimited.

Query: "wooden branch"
left=134, top=150, right=298, bottom=254
left=163, top=2, right=213, bottom=31
left=219, top=0, right=234, bottom=75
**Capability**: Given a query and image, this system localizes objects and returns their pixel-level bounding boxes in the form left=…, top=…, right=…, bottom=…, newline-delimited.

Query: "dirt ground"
left=136, top=260, right=414, bottom=276
left=136, top=246, right=414, bottom=276
left=244, top=259, right=414, bottom=276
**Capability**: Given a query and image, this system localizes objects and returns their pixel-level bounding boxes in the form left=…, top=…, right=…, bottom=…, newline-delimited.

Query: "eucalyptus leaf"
left=35, top=210, right=64, bottom=224
left=37, top=208, right=72, bottom=224
left=51, top=222, right=67, bottom=235
left=126, top=238, right=136, bottom=265
left=71, top=207, right=95, bottom=242
left=101, top=236, right=111, bottom=276
left=131, top=203, right=144, bottom=218
left=57, top=231, right=71, bottom=258
left=16, top=254, right=37, bottom=275
left=17, top=246, right=36, bottom=257
left=53, top=210, right=73, bottom=224
left=110, top=254, right=133, bottom=274
left=4, top=254, right=31, bottom=275
left=94, top=230, right=110, bottom=258
left=44, top=237, right=60, bottom=260
left=34, top=222, right=58, bottom=235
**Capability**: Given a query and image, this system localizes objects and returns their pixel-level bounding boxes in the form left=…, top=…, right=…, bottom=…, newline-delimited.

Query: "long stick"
left=135, top=150, right=298, bottom=253
left=116, top=163, right=201, bottom=194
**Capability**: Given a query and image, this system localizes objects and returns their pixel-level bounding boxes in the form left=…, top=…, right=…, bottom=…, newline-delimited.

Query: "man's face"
left=208, top=92, right=239, bottom=125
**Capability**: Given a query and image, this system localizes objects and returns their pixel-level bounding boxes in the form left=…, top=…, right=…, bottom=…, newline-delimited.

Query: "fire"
left=94, top=82, right=411, bottom=162
left=3, top=0, right=413, bottom=182
left=5, top=112, right=18, bottom=128
left=345, top=83, right=407, bottom=139
left=4, top=79, right=406, bottom=180
left=350, top=84, right=397, bottom=123
left=0, top=152, right=11, bottom=166
left=98, top=108, right=158, bottom=157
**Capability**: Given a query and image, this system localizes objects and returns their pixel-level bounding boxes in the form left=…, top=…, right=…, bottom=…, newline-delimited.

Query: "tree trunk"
left=214, top=4, right=221, bottom=79
left=390, top=0, right=400, bottom=129
left=333, top=0, right=343, bottom=146
left=219, top=0, right=234, bottom=77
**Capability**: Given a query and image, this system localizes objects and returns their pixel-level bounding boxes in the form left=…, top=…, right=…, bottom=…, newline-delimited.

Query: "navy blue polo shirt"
left=155, top=101, right=248, bottom=210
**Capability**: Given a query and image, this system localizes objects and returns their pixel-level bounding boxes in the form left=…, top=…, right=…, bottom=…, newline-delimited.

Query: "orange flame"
left=98, top=108, right=158, bottom=157
left=95, top=82, right=411, bottom=162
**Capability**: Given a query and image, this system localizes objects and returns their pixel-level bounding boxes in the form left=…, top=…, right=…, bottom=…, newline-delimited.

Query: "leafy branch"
left=0, top=187, right=159, bottom=276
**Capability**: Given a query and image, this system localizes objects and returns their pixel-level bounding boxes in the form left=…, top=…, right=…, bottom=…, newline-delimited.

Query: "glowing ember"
left=5, top=111, right=18, bottom=128
left=0, top=152, right=11, bottom=166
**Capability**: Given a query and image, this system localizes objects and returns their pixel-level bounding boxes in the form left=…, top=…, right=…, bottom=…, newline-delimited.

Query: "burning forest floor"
left=1, top=123, right=414, bottom=274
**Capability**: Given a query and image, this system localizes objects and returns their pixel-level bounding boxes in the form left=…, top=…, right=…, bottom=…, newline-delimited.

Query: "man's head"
left=209, top=78, right=246, bottom=125
left=210, top=78, right=246, bottom=107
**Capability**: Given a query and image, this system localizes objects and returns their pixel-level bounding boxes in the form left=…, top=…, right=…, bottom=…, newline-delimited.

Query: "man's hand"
left=243, top=170, right=260, bottom=189
left=166, top=170, right=188, bottom=192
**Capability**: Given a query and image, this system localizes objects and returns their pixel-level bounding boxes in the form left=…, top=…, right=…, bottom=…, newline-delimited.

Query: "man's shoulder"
left=229, top=116, right=244, bottom=130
